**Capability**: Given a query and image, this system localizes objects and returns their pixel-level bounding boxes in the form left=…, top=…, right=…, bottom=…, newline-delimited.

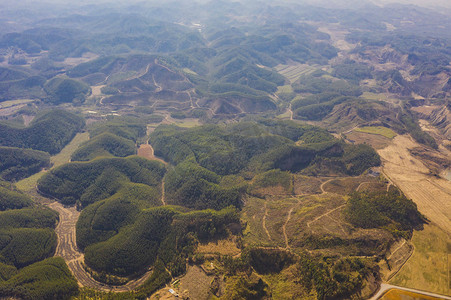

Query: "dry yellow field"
left=378, top=135, right=451, bottom=234
left=380, top=289, right=446, bottom=300
left=389, top=224, right=450, bottom=296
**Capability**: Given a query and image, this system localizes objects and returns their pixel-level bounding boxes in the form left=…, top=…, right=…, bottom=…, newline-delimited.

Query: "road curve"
left=47, top=201, right=153, bottom=292
left=369, top=283, right=451, bottom=300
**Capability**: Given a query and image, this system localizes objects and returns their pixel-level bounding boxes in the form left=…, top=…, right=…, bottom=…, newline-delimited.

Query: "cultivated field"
left=275, top=63, right=318, bottom=83
left=355, top=126, right=397, bottom=139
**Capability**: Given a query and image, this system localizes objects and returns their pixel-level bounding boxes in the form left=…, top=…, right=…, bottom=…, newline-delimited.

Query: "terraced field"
left=275, top=63, right=318, bottom=83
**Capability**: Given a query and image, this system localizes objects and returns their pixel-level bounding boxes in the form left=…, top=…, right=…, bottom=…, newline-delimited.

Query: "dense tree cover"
left=345, top=189, right=425, bottom=238
left=0, top=257, right=78, bottom=300
left=71, top=117, right=148, bottom=161
left=0, top=147, right=50, bottom=181
left=0, top=182, right=32, bottom=211
left=76, top=183, right=160, bottom=250
left=342, top=144, right=381, bottom=176
left=71, top=132, right=136, bottom=161
left=0, top=181, right=72, bottom=299
left=83, top=206, right=239, bottom=277
left=248, top=248, right=295, bottom=274
left=0, top=228, right=56, bottom=268
left=38, top=156, right=166, bottom=206
left=0, top=110, right=85, bottom=154
left=164, top=161, right=241, bottom=210
left=332, top=61, right=373, bottom=82
left=0, top=72, right=47, bottom=101
left=150, top=121, right=380, bottom=209
left=292, top=75, right=362, bottom=97
left=398, top=111, right=438, bottom=149
left=44, top=77, right=91, bottom=105
left=0, top=208, right=58, bottom=229
left=294, top=253, right=375, bottom=300
left=89, top=118, right=146, bottom=142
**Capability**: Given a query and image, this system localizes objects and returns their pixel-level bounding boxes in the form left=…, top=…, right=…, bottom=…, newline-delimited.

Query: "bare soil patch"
left=197, top=239, right=241, bottom=256
left=178, top=265, right=214, bottom=300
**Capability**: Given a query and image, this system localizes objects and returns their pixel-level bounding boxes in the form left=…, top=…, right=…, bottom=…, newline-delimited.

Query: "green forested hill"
left=0, top=147, right=50, bottom=181
left=0, top=110, right=85, bottom=154
left=38, top=156, right=166, bottom=206
left=150, top=120, right=380, bottom=210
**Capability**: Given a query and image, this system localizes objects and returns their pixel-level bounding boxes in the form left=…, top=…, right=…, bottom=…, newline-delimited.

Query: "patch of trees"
left=0, top=110, right=85, bottom=154
left=342, top=144, right=381, bottom=175
left=399, top=111, right=438, bottom=149
left=251, top=169, right=292, bottom=194
left=76, top=183, right=160, bottom=250
left=332, top=61, right=373, bottom=82
left=345, top=189, right=425, bottom=238
left=164, top=161, right=241, bottom=210
left=0, top=147, right=50, bottom=181
left=0, top=228, right=56, bottom=269
left=44, top=77, right=91, bottom=105
left=293, top=253, right=375, bottom=300
left=248, top=248, right=295, bottom=274
left=292, top=94, right=355, bottom=121
left=38, top=156, right=166, bottom=207
left=292, top=75, right=362, bottom=97
left=89, top=118, right=146, bottom=142
left=0, top=71, right=47, bottom=101
left=0, top=208, right=58, bottom=229
left=82, top=206, right=239, bottom=277
left=151, top=121, right=380, bottom=204
left=0, top=183, right=33, bottom=211
left=71, top=132, right=136, bottom=161
left=0, top=257, right=78, bottom=300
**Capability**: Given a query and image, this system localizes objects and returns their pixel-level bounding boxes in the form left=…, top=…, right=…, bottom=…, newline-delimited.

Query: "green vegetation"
left=0, top=110, right=85, bottom=154
left=345, top=189, right=425, bottom=238
left=355, top=126, right=397, bottom=139
left=0, top=228, right=56, bottom=268
left=89, top=118, right=146, bottom=142
left=251, top=169, right=293, bottom=194
left=76, top=183, right=160, bottom=250
left=0, top=147, right=50, bottom=181
left=150, top=121, right=379, bottom=209
left=292, top=75, right=362, bottom=96
left=0, top=207, right=57, bottom=229
left=332, top=61, right=373, bottom=82
left=0, top=183, right=32, bottom=211
left=294, top=253, right=375, bottom=300
left=0, top=257, right=78, bottom=300
left=44, top=77, right=91, bottom=105
left=71, top=132, right=136, bottom=161
left=164, top=161, right=241, bottom=210
left=82, top=206, right=239, bottom=277
left=38, top=156, right=166, bottom=206
left=399, top=112, right=438, bottom=149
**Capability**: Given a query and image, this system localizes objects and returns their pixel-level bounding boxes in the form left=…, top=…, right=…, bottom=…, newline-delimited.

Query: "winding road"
left=46, top=200, right=154, bottom=292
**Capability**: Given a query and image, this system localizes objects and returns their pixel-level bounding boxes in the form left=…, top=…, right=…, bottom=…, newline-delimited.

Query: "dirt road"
left=47, top=201, right=153, bottom=292
left=378, top=135, right=451, bottom=234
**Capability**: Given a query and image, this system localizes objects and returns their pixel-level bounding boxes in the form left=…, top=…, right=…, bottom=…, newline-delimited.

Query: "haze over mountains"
left=0, top=0, right=449, bottom=299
